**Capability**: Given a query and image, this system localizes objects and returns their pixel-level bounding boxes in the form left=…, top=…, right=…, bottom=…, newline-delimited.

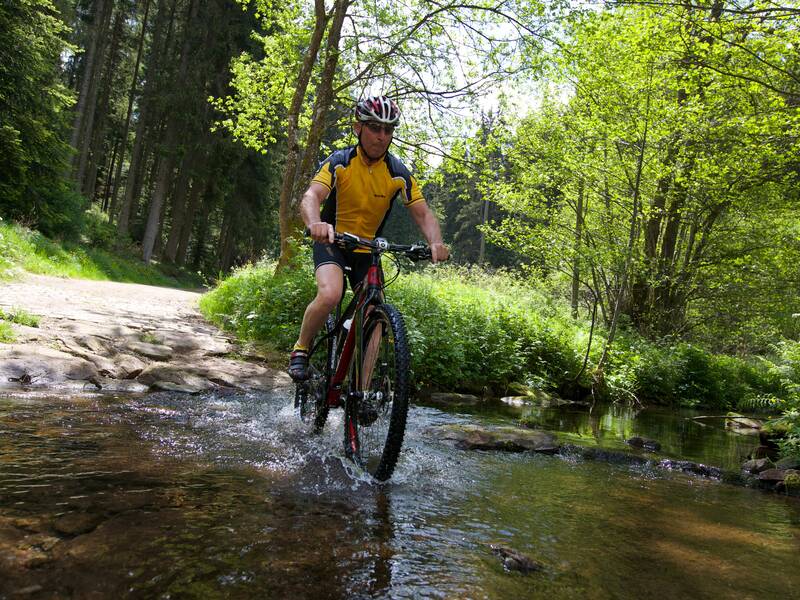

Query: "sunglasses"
left=363, top=121, right=396, bottom=135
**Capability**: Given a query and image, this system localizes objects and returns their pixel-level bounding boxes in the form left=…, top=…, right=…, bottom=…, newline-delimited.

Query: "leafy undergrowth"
left=200, top=252, right=800, bottom=413
left=0, top=307, right=40, bottom=327
left=0, top=321, right=14, bottom=343
left=0, top=218, right=204, bottom=289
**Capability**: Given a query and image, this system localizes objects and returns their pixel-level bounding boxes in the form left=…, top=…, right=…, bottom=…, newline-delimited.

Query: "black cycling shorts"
left=312, top=242, right=376, bottom=290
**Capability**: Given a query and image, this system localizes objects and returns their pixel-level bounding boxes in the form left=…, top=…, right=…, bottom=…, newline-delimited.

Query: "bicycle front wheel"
left=344, top=303, right=410, bottom=481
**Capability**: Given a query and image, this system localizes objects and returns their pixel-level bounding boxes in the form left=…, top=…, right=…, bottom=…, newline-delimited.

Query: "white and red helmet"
left=354, top=95, right=400, bottom=125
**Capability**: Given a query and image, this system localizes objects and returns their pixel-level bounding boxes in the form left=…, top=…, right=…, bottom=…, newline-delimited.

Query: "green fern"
left=736, top=394, right=783, bottom=414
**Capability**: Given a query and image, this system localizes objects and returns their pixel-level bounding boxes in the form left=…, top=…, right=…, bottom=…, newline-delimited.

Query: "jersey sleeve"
left=404, top=174, right=425, bottom=207
left=312, top=161, right=333, bottom=190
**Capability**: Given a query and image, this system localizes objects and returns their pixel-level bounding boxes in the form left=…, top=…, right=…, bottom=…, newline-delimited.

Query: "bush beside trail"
left=199, top=253, right=800, bottom=450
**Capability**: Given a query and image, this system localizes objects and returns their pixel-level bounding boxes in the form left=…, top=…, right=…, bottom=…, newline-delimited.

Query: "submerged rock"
left=562, top=445, right=649, bottom=466
left=625, top=436, right=662, bottom=452
left=433, top=424, right=560, bottom=453
left=725, top=414, right=762, bottom=431
left=757, top=468, right=788, bottom=483
left=742, top=458, right=774, bottom=474
left=489, top=544, right=543, bottom=574
left=658, top=459, right=722, bottom=479
left=53, top=513, right=103, bottom=537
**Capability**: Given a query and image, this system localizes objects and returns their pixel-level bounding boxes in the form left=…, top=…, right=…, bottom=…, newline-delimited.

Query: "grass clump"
left=0, top=307, right=40, bottom=327
left=0, top=219, right=204, bottom=288
left=0, top=321, right=15, bottom=343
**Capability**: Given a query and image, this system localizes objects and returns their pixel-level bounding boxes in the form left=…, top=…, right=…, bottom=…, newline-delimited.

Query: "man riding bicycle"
left=289, top=95, right=449, bottom=381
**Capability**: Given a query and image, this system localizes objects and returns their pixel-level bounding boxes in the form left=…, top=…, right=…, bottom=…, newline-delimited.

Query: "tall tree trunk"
left=141, top=0, right=198, bottom=263
left=478, top=198, right=489, bottom=264
left=275, top=0, right=331, bottom=268
left=176, top=176, right=205, bottom=266
left=571, top=177, right=585, bottom=319
left=69, top=0, right=112, bottom=181
left=192, top=196, right=214, bottom=270
left=597, top=68, right=652, bottom=375
left=110, top=0, right=152, bottom=224
left=293, top=0, right=350, bottom=198
left=163, top=147, right=198, bottom=263
left=102, top=135, right=120, bottom=211
left=117, top=0, right=172, bottom=239
left=217, top=205, right=234, bottom=272
left=84, top=2, right=127, bottom=199
left=73, top=0, right=114, bottom=189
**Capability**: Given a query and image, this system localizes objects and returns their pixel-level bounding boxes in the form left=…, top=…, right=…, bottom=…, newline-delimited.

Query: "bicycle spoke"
left=345, top=304, right=409, bottom=481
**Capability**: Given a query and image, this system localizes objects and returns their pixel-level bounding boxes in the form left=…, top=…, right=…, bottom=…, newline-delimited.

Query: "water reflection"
left=0, top=392, right=798, bottom=599
left=451, top=400, right=762, bottom=470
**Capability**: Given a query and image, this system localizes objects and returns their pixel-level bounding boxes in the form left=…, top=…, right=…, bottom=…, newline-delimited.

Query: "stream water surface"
left=1, top=390, right=798, bottom=599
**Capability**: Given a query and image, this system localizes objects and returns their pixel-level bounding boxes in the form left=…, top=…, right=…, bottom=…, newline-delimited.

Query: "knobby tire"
left=344, top=303, right=410, bottom=482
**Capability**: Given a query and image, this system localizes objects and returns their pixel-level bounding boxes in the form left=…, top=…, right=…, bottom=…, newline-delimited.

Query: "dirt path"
left=0, top=274, right=291, bottom=394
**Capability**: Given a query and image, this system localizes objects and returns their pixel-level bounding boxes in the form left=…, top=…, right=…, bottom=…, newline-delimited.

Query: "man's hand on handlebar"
left=430, top=242, right=449, bottom=264
left=308, top=221, right=334, bottom=244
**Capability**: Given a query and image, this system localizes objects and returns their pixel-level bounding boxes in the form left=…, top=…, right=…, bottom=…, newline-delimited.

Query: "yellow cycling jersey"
left=312, top=145, right=424, bottom=241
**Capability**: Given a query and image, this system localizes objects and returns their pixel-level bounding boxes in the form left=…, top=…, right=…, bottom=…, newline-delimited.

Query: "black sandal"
left=288, top=349, right=309, bottom=381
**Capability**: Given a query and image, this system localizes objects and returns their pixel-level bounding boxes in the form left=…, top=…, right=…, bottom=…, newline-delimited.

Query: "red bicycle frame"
left=325, top=258, right=384, bottom=408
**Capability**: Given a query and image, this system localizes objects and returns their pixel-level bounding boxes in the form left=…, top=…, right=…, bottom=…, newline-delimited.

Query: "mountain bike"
left=295, top=232, right=431, bottom=481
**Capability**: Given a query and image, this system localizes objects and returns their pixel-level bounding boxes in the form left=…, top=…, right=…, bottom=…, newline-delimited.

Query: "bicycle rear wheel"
left=295, top=315, right=336, bottom=432
left=344, top=303, right=410, bottom=481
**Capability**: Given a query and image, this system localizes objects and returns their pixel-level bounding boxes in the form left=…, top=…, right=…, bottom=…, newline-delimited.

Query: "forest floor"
left=0, top=273, right=291, bottom=395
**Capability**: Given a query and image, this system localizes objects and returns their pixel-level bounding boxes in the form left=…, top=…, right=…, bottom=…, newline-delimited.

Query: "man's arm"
left=300, top=182, right=334, bottom=243
left=407, top=201, right=449, bottom=263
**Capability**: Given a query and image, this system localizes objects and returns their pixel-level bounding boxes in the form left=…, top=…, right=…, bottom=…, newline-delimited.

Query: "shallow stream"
left=1, top=390, right=798, bottom=598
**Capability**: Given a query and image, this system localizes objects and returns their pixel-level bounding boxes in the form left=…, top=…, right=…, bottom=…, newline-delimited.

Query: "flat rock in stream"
left=434, top=424, right=559, bottom=453
left=111, top=353, right=147, bottom=379
left=154, top=329, right=233, bottom=355
left=124, top=341, right=173, bottom=361
left=135, top=359, right=291, bottom=392
left=501, top=389, right=575, bottom=407
left=136, top=365, right=213, bottom=392
left=0, top=345, right=99, bottom=388
left=426, top=392, right=484, bottom=406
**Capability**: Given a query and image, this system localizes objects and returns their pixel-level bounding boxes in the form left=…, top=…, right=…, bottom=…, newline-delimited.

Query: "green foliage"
left=0, top=321, right=15, bottom=343
left=386, top=266, right=583, bottom=393
left=604, top=334, right=791, bottom=410
left=81, top=206, right=116, bottom=250
left=200, top=256, right=800, bottom=418
left=199, top=249, right=317, bottom=350
left=761, top=341, right=800, bottom=459
left=201, top=258, right=585, bottom=393
left=0, top=220, right=203, bottom=288
left=481, top=3, right=800, bottom=347
left=0, top=0, right=84, bottom=238
left=0, top=307, right=40, bottom=328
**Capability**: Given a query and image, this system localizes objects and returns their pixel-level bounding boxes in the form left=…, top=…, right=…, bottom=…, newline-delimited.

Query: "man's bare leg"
left=295, top=263, right=344, bottom=350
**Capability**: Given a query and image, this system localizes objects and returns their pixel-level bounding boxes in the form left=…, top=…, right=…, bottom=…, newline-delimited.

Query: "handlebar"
left=335, top=232, right=432, bottom=261
left=305, top=228, right=433, bottom=262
